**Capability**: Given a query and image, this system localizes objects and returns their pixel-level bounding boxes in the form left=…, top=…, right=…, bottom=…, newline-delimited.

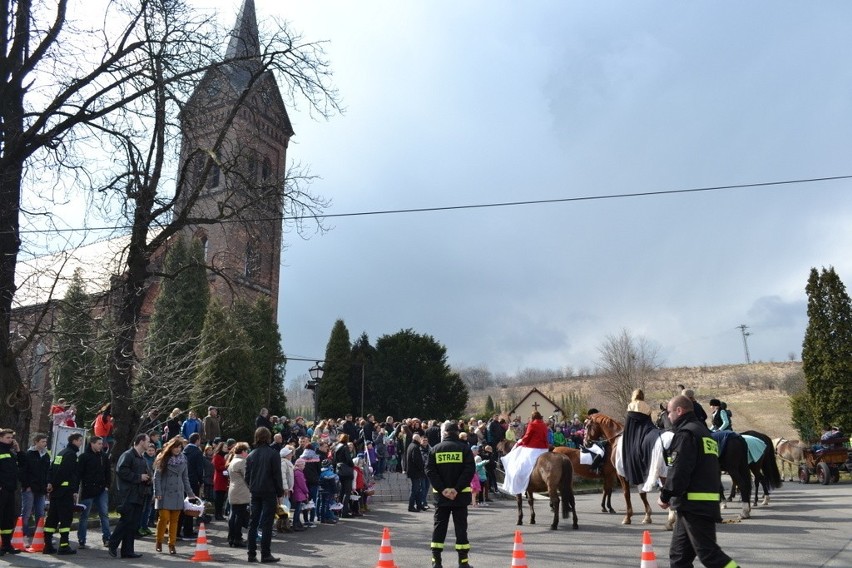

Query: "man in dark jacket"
left=658, top=395, right=740, bottom=568
left=76, top=436, right=112, bottom=548
left=43, top=432, right=83, bottom=555
left=181, top=432, right=205, bottom=537
left=405, top=434, right=429, bottom=512
left=245, top=427, right=284, bottom=563
left=486, top=415, right=505, bottom=448
left=18, top=432, right=49, bottom=541
left=108, top=434, right=151, bottom=559
left=425, top=421, right=475, bottom=568
left=0, top=428, right=21, bottom=556
left=424, top=420, right=442, bottom=447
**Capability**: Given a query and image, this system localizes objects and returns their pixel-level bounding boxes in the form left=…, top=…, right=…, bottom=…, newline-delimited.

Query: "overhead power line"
left=18, top=173, right=851, bottom=235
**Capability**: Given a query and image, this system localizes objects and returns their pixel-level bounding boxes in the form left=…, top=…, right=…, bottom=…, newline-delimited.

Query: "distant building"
left=508, top=388, right=565, bottom=422
left=11, top=0, right=292, bottom=435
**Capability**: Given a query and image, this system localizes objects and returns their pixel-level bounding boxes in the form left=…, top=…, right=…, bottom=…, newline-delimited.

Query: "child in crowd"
left=318, top=459, right=339, bottom=524
left=291, top=459, right=309, bottom=531
left=475, top=455, right=488, bottom=505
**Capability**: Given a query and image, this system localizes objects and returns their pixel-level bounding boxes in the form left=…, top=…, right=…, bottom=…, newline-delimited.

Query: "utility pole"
left=737, top=324, right=752, bottom=364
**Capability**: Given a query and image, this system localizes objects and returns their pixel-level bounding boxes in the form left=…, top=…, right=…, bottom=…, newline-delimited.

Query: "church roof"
left=225, top=0, right=260, bottom=60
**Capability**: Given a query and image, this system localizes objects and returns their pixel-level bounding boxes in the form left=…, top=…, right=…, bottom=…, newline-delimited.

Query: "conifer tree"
left=800, top=266, right=852, bottom=434
left=485, top=395, right=495, bottom=414
left=51, top=268, right=104, bottom=416
left=350, top=332, right=377, bottom=416
left=192, top=301, right=262, bottom=441
left=317, top=320, right=353, bottom=419
left=142, top=237, right=209, bottom=410
left=233, top=299, right=288, bottom=415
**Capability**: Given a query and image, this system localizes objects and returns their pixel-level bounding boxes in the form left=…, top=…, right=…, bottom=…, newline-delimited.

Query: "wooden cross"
left=531, top=401, right=540, bottom=411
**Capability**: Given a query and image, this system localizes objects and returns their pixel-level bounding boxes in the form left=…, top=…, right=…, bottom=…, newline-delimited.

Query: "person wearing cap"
left=658, top=395, right=740, bottom=568
left=681, top=389, right=707, bottom=424
left=279, top=445, right=295, bottom=511
left=317, top=459, right=338, bottom=524
left=425, top=421, right=475, bottom=568
left=708, top=400, right=731, bottom=432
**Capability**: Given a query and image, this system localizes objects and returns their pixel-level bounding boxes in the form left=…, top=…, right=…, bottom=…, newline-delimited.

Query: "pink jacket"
left=293, top=468, right=309, bottom=502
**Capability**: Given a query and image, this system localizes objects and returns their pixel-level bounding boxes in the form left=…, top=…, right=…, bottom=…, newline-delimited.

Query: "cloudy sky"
left=72, top=1, right=837, bottom=381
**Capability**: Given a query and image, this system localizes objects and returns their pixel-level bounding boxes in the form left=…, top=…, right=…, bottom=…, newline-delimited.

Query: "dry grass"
left=471, top=362, right=800, bottom=439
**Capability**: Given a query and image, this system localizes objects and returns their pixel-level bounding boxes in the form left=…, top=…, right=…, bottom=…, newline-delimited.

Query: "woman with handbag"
left=153, top=437, right=197, bottom=555
left=333, top=434, right=359, bottom=518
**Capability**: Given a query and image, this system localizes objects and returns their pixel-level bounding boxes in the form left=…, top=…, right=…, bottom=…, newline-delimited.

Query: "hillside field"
left=469, top=362, right=802, bottom=440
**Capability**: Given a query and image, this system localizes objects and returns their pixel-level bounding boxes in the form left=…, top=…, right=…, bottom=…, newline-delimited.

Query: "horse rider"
left=658, top=395, right=740, bottom=568
left=425, top=421, right=475, bottom=568
left=708, top=399, right=732, bottom=432
left=499, top=411, right=549, bottom=496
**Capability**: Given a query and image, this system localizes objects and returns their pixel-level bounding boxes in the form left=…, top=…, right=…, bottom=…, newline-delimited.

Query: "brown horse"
left=773, top=437, right=806, bottom=482
left=584, top=413, right=667, bottom=526
left=514, top=451, right=579, bottom=530
left=553, top=446, right=619, bottom=514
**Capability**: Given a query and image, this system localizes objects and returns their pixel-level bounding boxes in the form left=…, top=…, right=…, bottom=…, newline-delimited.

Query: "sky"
left=50, top=1, right=852, bottom=382
left=238, top=1, right=852, bottom=381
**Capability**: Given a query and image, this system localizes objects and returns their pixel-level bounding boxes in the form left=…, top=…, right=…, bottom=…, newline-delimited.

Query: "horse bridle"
left=585, top=417, right=623, bottom=445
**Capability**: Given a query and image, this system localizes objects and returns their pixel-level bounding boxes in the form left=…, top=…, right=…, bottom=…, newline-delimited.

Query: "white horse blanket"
left=614, top=431, right=674, bottom=493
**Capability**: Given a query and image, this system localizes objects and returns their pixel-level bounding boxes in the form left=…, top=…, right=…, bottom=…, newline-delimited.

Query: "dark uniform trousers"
left=44, top=492, right=75, bottom=548
left=0, top=487, right=16, bottom=548
left=431, top=505, right=470, bottom=564
left=671, top=511, right=738, bottom=568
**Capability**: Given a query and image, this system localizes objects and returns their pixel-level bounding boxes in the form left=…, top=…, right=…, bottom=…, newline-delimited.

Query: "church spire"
left=225, top=0, right=260, bottom=60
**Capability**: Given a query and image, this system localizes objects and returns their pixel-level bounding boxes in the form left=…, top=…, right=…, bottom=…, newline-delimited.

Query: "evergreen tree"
left=192, top=301, right=262, bottom=441
left=317, top=320, right=353, bottom=419
left=371, top=329, right=468, bottom=419
left=485, top=395, right=495, bottom=414
left=51, top=269, right=104, bottom=417
left=233, top=299, right=288, bottom=415
left=800, top=266, right=852, bottom=434
left=350, top=332, right=377, bottom=417
left=142, top=236, right=209, bottom=410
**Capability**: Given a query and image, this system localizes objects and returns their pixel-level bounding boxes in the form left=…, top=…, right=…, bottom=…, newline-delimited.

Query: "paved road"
left=4, top=479, right=852, bottom=567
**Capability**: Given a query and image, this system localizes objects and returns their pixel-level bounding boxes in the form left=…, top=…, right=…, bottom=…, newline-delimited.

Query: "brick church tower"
left=175, top=0, right=292, bottom=313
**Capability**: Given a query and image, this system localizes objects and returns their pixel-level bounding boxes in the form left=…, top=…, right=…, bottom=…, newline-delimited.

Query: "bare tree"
left=596, top=329, right=662, bottom=412
left=456, top=365, right=495, bottom=390
left=1, top=0, right=339, bottom=449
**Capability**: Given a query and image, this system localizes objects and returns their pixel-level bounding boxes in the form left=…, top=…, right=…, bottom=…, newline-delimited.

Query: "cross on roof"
left=532, top=401, right=540, bottom=411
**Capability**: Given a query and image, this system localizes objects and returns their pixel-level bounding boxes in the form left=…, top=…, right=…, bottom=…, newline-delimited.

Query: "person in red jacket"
left=211, top=441, right=230, bottom=520
left=499, top=411, right=550, bottom=495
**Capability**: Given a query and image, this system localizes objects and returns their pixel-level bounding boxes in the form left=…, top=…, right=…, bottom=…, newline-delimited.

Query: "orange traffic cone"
left=640, top=530, right=658, bottom=568
left=510, top=530, right=528, bottom=567
left=10, top=516, right=26, bottom=551
left=374, top=527, right=398, bottom=568
left=26, top=518, right=45, bottom=553
left=190, top=522, right=213, bottom=562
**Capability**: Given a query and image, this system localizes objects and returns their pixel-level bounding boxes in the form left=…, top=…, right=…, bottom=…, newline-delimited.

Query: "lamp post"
left=306, top=362, right=324, bottom=423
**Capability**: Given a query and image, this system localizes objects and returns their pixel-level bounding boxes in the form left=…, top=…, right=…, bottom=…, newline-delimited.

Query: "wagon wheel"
left=798, top=465, right=810, bottom=484
left=817, top=462, right=831, bottom=485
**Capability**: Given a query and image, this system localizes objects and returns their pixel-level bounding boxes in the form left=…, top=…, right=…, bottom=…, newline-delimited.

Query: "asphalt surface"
left=3, top=478, right=851, bottom=567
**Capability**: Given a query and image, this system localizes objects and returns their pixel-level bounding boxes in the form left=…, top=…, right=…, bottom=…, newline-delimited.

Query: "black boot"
left=458, top=548, right=472, bottom=567
left=431, top=547, right=443, bottom=568
left=43, top=535, right=57, bottom=555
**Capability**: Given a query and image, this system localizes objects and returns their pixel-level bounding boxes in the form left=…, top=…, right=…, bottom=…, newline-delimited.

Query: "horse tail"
left=743, top=430, right=783, bottom=489
left=560, top=456, right=573, bottom=519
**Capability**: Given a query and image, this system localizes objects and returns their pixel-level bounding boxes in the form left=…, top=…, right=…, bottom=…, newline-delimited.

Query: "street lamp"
left=306, top=362, right=324, bottom=423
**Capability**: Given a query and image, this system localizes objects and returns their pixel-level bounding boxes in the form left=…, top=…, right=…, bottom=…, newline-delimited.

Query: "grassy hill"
left=470, top=362, right=803, bottom=439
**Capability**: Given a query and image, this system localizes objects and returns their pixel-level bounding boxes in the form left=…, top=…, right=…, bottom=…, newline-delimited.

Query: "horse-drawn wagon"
left=798, top=445, right=847, bottom=485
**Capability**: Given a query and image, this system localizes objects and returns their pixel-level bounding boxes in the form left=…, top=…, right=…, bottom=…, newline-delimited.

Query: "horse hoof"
left=550, top=525, right=558, bottom=530
left=721, top=502, right=727, bottom=509
left=762, top=497, right=770, bottom=506
left=622, top=519, right=631, bottom=525
left=530, top=520, right=536, bottom=525
left=572, top=524, right=579, bottom=530
left=608, top=508, right=617, bottom=514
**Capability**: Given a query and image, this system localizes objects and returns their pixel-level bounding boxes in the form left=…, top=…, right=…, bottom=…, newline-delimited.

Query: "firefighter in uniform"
left=0, top=428, right=21, bottom=555
left=658, top=395, right=740, bottom=568
left=44, top=432, right=84, bottom=555
left=425, top=421, right=475, bottom=568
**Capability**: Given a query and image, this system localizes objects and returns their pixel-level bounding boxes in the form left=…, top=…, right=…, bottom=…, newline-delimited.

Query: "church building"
left=12, top=0, right=292, bottom=434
